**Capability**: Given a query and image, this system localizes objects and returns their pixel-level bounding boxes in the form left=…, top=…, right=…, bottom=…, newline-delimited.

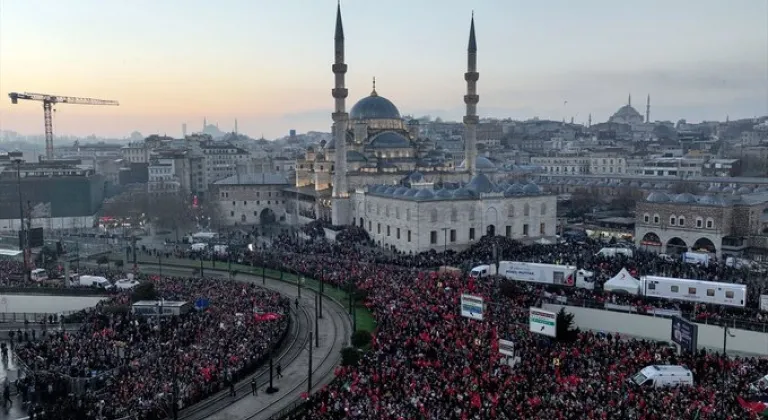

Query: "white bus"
left=640, top=276, right=746, bottom=308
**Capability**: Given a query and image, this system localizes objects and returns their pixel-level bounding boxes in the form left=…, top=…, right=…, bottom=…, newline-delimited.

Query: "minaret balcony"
left=332, top=88, right=349, bottom=99
left=463, top=94, right=479, bottom=105
left=332, top=63, right=348, bottom=73
left=463, top=115, right=479, bottom=124
left=464, top=72, right=479, bottom=82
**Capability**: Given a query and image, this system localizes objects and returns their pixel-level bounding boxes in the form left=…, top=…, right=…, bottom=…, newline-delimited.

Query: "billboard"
left=761, top=295, right=768, bottom=312
left=499, top=339, right=515, bottom=357
left=671, top=316, right=698, bottom=353
left=460, top=294, right=484, bottom=320
left=529, top=308, right=557, bottom=338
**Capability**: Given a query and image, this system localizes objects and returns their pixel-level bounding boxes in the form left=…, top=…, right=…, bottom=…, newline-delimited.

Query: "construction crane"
left=8, top=92, right=119, bottom=160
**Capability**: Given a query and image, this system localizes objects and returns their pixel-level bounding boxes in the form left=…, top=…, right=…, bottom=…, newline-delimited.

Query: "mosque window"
left=451, top=207, right=458, bottom=222
left=430, top=209, right=438, bottom=223
left=507, top=205, right=515, bottom=218
left=541, top=203, right=547, bottom=216
left=469, top=208, right=476, bottom=221
left=524, top=204, right=530, bottom=217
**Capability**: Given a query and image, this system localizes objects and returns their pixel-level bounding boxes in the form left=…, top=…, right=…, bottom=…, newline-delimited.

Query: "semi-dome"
left=393, top=187, right=409, bottom=196
left=647, top=192, right=671, bottom=203
left=347, top=150, right=367, bottom=162
left=368, top=131, right=411, bottom=149
left=435, top=188, right=453, bottom=199
left=508, top=183, right=525, bottom=194
left=707, top=185, right=721, bottom=193
left=698, top=195, right=720, bottom=206
left=674, top=193, right=697, bottom=203
left=722, top=187, right=734, bottom=194
left=349, top=91, right=401, bottom=120
left=406, top=171, right=424, bottom=183
left=523, top=183, right=541, bottom=195
left=413, top=188, right=435, bottom=200
left=738, top=186, right=753, bottom=194
left=466, top=173, right=496, bottom=194
left=458, top=156, right=497, bottom=171
left=383, top=186, right=396, bottom=195
left=641, top=182, right=653, bottom=188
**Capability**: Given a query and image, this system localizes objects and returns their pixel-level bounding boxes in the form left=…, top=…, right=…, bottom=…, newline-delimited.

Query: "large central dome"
left=349, top=89, right=401, bottom=121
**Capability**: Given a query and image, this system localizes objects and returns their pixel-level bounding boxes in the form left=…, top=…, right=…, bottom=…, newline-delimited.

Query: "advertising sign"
left=499, top=339, right=515, bottom=357
left=460, top=294, right=485, bottom=320
left=529, top=308, right=557, bottom=338
left=671, top=316, right=698, bottom=353
left=761, top=295, right=768, bottom=312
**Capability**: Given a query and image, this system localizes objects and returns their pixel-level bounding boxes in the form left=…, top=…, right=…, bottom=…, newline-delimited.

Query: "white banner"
left=460, top=294, right=485, bottom=320
left=761, top=295, right=768, bottom=312
left=499, top=339, right=515, bottom=357
left=529, top=307, right=557, bottom=338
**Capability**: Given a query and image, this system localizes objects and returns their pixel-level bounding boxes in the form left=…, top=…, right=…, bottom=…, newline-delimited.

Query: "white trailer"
left=497, top=261, right=595, bottom=290
left=682, top=252, right=712, bottom=266
left=640, top=276, right=746, bottom=308
left=597, top=247, right=634, bottom=258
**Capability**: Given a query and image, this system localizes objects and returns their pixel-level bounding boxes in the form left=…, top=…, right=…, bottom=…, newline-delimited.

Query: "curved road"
left=137, top=264, right=351, bottom=420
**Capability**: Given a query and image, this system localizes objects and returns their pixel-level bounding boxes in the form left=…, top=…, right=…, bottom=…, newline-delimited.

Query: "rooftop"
left=214, top=172, right=290, bottom=186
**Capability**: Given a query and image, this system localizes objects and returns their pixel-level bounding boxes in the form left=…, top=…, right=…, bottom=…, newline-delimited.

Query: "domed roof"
left=647, top=192, right=671, bottom=203
left=654, top=183, right=667, bottom=189
left=435, top=188, right=453, bottom=199
left=707, top=185, right=721, bottom=193
left=612, top=104, right=643, bottom=119
left=698, top=195, right=720, bottom=206
left=393, top=187, right=409, bottom=196
left=629, top=181, right=640, bottom=187
left=383, top=186, right=396, bottom=195
left=507, top=183, right=525, bottom=194
left=523, top=183, right=541, bottom=195
left=641, top=182, right=653, bottom=188
left=404, top=188, right=419, bottom=197
left=722, top=187, right=734, bottom=193
left=756, top=187, right=768, bottom=193
left=458, top=156, right=497, bottom=171
left=368, top=131, right=411, bottom=149
left=406, top=171, right=424, bottom=183
left=466, top=173, right=496, bottom=194
left=453, top=187, right=475, bottom=199
left=347, top=150, right=367, bottom=162
left=674, top=193, right=697, bottom=203
left=306, top=145, right=315, bottom=152
left=497, top=181, right=510, bottom=189
left=738, top=186, right=753, bottom=194
left=350, top=91, right=401, bottom=120
left=413, top=188, right=435, bottom=200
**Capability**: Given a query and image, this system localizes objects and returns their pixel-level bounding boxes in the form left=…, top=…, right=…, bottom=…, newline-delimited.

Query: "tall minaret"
left=645, top=94, right=650, bottom=123
left=235, top=118, right=239, bottom=134
left=628, top=94, right=632, bottom=106
left=463, top=12, right=479, bottom=176
left=588, top=114, right=592, bottom=128
left=331, top=2, right=350, bottom=225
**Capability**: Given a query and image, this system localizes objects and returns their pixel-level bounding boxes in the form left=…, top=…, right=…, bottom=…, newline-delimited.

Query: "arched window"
left=406, top=208, right=411, bottom=221
left=385, top=205, right=390, bottom=217
left=678, top=216, right=685, bottom=227
left=524, top=203, right=530, bottom=217
left=430, top=208, right=438, bottom=223
left=507, top=205, right=515, bottom=218
left=706, top=218, right=714, bottom=229
left=541, top=203, right=547, bottom=216
left=395, top=207, right=400, bottom=219
left=669, top=215, right=676, bottom=226
left=696, top=217, right=703, bottom=228
left=451, top=207, right=458, bottom=222
left=653, top=214, right=660, bottom=224
left=643, top=213, right=650, bottom=223
left=469, top=207, right=476, bottom=221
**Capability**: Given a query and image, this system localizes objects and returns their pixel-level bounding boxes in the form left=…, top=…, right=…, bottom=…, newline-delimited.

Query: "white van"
left=190, top=243, right=207, bottom=252
left=30, top=268, right=48, bottom=282
left=470, top=264, right=496, bottom=278
left=77, top=275, right=114, bottom=290
left=631, top=365, right=693, bottom=388
left=597, top=247, right=634, bottom=258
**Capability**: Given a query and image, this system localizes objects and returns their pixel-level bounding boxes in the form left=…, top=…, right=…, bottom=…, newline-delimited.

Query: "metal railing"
left=0, top=311, right=78, bottom=323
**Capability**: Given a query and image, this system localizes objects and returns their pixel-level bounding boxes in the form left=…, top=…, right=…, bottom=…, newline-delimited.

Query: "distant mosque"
left=608, top=94, right=651, bottom=126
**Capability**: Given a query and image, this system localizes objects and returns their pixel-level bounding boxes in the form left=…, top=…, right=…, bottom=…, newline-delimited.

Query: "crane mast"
left=8, top=92, right=119, bottom=160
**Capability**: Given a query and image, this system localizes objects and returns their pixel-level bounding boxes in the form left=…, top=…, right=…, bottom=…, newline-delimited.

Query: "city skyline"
left=0, top=0, right=766, bottom=139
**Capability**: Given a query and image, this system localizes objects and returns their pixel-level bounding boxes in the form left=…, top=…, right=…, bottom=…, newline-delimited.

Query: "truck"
left=75, top=275, right=113, bottom=290
left=470, top=261, right=595, bottom=290
left=630, top=365, right=693, bottom=388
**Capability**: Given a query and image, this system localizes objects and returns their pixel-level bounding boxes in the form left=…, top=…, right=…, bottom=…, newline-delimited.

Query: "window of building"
left=688, top=287, right=697, bottom=295
left=385, top=206, right=390, bottom=217
left=396, top=228, right=400, bottom=239
left=643, top=214, right=650, bottom=223
left=506, top=226, right=511, bottom=237
left=653, top=214, right=660, bottom=224
left=725, top=290, right=734, bottom=299
left=541, top=203, right=547, bottom=215
left=377, top=223, right=381, bottom=234
left=669, top=216, right=676, bottom=226
left=368, top=221, right=372, bottom=231
left=648, top=282, right=656, bottom=290
left=450, top=229, right=456, bottom=242
left=524, top=204, right=530, bottom=217
left=396, top=207, right=400, bottom=219
left=469, top=208, right=476, bottom=221
left=696, top=218, right=703, bottom=228
left=507, top=205, right=515, bottom=218
left=451, top=208, right=458, bottom=222
left=706, top=219, right=714, bottom=229
left=430, top=209, right=438, bottom=223
left=230, top=211, right=234, bottom=217
left=523, top=224, right=529, bottom=236
left=469, top=228, right=475, bottom=240
left=678, top=217, right=685, bottom=227
left=407, top=230, right=411, bottom=242
left=232, top=201, right=236, bottom=206
left=253, top=211, right=257, bottom=216
left=540, top=223, right=546, bottom=235
left=671, top=285, right=679, bottom=293
left=387, top=225, right=391, bottom=236
left=430, top=231, right=437, bottom=244
left=406, top=208, right=411, bottom=221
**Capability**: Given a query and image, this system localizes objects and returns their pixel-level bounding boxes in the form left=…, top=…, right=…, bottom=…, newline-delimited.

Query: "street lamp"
left=441, top=227, right=450, bottom=254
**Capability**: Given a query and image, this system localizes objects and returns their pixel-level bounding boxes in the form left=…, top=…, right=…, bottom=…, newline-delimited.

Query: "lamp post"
left=441, top=227, right=450, bottom=255
left=307, top=331, right=314, bottom=394
left=315, top=291, right=320, bottom=348
left=318, top=267, right=324, bottom=319
left=158, top=253, right=163, bottom=276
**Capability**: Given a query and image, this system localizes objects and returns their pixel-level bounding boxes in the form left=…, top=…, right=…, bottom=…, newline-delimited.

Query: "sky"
left=0, top=0, right=766, bottom=140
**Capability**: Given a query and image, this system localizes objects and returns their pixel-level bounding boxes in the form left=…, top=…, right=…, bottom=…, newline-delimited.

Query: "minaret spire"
left=371, top=77, right=377, bottom=96
left=331, top=1, right=350, bottom=225
left=645, top=94, right=650, bottom=123
left=628, top=94, right=632, bottom=106
left=463, top=12, right=479, bottom=176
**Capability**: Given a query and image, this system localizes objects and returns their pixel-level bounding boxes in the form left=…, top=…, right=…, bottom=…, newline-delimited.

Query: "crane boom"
left=8, top=91, right=119, bottom=159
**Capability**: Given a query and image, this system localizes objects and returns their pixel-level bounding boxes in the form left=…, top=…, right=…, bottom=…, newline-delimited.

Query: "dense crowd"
left=10, top=274, right=290, bottom=420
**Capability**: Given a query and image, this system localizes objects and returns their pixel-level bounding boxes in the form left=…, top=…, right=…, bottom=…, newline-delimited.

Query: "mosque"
left=608, top=94, right=650, bottom=126
left=291, top=4, right=556, bottom=252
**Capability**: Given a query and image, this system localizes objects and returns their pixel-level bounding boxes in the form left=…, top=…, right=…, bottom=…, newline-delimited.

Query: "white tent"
left=604, top=268, right=640, bottom=295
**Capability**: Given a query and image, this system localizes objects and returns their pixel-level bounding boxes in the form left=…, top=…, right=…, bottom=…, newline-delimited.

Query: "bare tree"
left=148, top=191, right=195, bottom=240
left=102, top=191, right=149, bottom=220
left=670, top=182, right=699, bottom=194
left=197, top=199, right=225, bottom=231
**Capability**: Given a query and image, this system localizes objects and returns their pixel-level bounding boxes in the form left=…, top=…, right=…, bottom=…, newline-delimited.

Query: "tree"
left=101, top=190, right=149, bottom=220
left=340, top=347, right=362, bottom=366
left=670, top=182, right=699, bottom=194
left=556, top=308, right=580, bottom=343
left=35, top=245, right=58, bottom=269
left=351, top=330, right=372, bottom=349
left=149, top=191, right=196, bottom=240
left=96, top=255, right=110, bottom=267
left=131, top=282, right=158, bottom=302
left=609, top=190, right=636, bottom=213
left=197, top=199, right=225, bottom=230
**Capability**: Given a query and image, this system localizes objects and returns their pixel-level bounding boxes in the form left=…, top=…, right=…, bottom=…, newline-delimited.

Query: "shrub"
left=351, top=330, right=372, bottom=349
left=340, top=347, right=361, bottom=367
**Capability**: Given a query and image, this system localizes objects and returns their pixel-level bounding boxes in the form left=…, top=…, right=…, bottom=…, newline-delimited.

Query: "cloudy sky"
left=0, top=0, right=766, bottom=139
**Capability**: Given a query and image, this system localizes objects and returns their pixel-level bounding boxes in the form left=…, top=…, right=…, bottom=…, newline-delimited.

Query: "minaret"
left=203, top=117, right=207, bottom=131
left=628, top=94, right=632, bottom=106
left=235, top=119, right=238, bottom=134
left=588, top=114, right=592, bottom=128
left=463, top=12, right=479, bottom=176
left=331, top=1, right=350, bottom=225
left=645, top=94, right=650, bottom=123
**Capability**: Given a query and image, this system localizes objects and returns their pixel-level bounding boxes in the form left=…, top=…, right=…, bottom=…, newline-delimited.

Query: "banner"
left=460, top=294, right=485, bottom=320
left=499, top=339, right=515, bottom=357
left=671, top=316, right=698, bottom=353
left=761, top=295, right=768, bottom=312
left=529, top=308, right=557, bottom=338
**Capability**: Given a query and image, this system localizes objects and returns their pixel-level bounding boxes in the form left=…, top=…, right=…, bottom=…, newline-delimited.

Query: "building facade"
left=211, top=173, right=290, bottom=226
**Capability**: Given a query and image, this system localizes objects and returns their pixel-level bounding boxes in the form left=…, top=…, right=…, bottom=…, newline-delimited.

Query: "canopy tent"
left=604, top=268, right=641, bottom=294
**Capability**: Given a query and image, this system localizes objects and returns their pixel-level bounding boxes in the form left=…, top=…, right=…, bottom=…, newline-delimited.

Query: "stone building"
left=351, top=174, right=557, bottom=253
left=635, top=191, right=768, bottom=258
left=211, top=173, right=290, bottom=226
